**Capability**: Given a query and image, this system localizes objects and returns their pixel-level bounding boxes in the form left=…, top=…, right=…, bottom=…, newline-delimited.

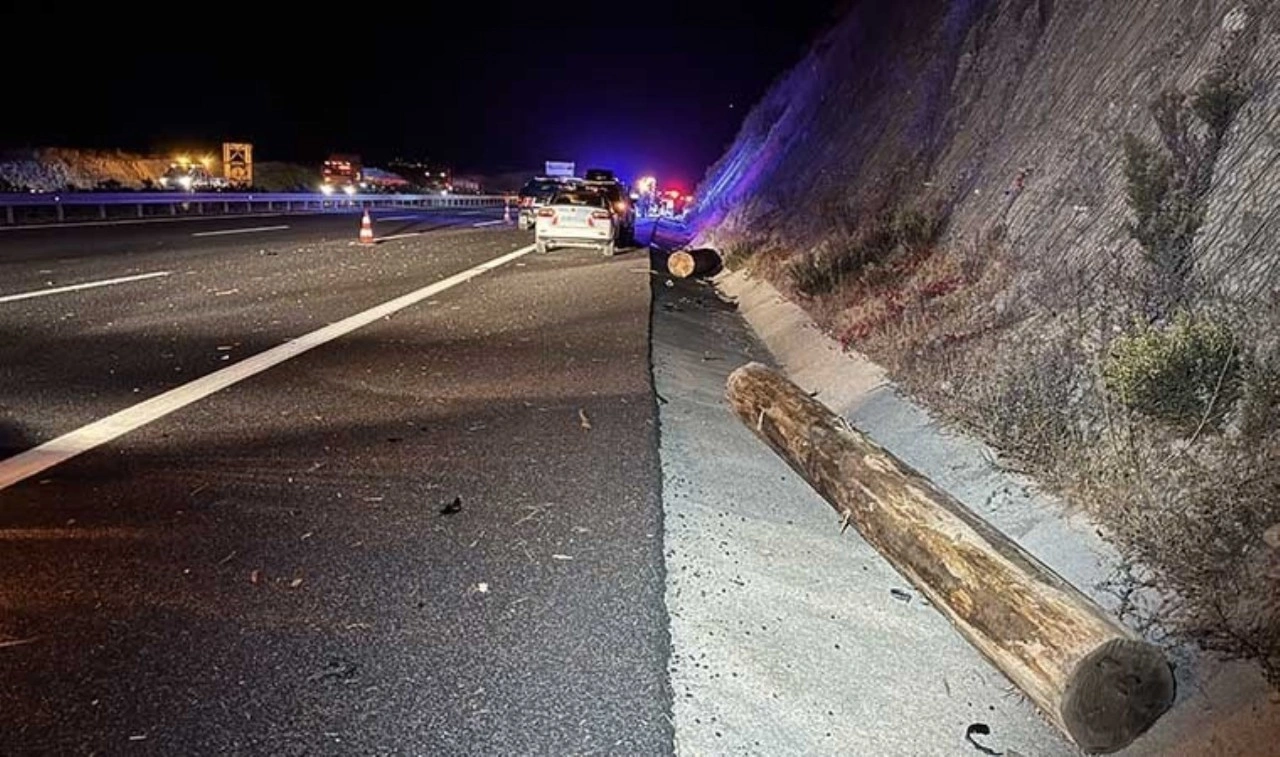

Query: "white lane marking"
left=191, top=224, right=290, bottom=238
left=0, top=212, right=290, bottom=232
left=0, top=244, right=537, bottom=492
left=366, top=231, right=426, bottom=243
left=472, top=219, right=507, bottom=228
left=0, top=271, right=172, bottom=304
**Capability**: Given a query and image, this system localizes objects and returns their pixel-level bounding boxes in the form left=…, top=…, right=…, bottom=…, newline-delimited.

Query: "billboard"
left=222, top=142, right=253, bottom=186
left=544, top=161, right=575, bottom=178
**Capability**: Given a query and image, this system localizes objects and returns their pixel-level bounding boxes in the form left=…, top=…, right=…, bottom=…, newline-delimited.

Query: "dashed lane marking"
left=0, top=244, right=538, bottom=492
left=0, top=271, right=171, bottom=304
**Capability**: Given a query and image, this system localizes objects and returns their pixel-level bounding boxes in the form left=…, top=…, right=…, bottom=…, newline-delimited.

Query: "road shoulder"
left=651, top=273, right=1078, bottom=756
left=651, top=267, right=1280, bottom=756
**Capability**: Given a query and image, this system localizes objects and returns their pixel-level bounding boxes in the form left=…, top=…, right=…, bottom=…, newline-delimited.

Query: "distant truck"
left=320, top=154, right=363, bottom=195
left=157, top=156, right=228, bottom=191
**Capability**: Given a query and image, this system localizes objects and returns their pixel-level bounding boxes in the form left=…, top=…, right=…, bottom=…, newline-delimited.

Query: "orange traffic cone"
left=503, top=200, right=512, bottom=224
left=359, top=209, right=374, bottom=245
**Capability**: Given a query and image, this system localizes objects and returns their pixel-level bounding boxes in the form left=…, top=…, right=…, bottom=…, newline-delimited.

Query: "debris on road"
left=216, top=551, right=237, bottom=566
left=307, top=658, right=359, bottom=683
left=475, top=582, right=490, bottom=594
left=512, top=503, right=552, bottom=527
left=551, top=554, right=573, bottom=561
left=0, top=637, right=40, bottom=650
left=965, top=723, right=1002, bottom=755
left=890, top=588, right=913, bottom=603
left=289, top=577, right=304, bottom=589
left=440, top=496, right=463, bottom=515
left=578, top=408, right=592, bottom=430
left=249, top=569, right=261, bottom=585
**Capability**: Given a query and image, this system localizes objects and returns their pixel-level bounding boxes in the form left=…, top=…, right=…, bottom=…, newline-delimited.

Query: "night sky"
left=3, top=2, right=844, bottom=186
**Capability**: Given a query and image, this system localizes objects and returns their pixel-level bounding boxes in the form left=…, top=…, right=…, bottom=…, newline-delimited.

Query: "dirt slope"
left=694, top=0, right=1280, bottom=687
left=696, top=0, right=1279, bottom=302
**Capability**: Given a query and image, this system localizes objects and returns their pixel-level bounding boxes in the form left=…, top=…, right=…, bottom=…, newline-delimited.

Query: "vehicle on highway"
left=320, top=154, right=363, bottom=195
left=584, top=178, right=635, bottom=244
left=517, top=176, right=566, bottom=230
left=534, top=189, right=617, bottom=256
left=157, top=157, right=228, bottom=191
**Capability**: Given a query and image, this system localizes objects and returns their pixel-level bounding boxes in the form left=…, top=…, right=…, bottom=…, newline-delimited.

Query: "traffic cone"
left=359, top=209, right=374, bottom=245
left=503, top=199, right=512, bottom=224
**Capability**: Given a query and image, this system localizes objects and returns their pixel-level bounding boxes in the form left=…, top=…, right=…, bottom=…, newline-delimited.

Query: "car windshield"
left=520, top=180, right=560, bottom=198
left=551, top=192, right=608, bottom=208
left=587, top=183, right=624, bottom=201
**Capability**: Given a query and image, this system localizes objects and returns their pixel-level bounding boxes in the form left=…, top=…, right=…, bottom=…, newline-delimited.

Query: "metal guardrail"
left=0, top=192, right=509, bottom=226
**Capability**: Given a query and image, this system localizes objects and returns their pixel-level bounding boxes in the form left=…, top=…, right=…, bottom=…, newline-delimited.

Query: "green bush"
left=1103, top=313, right=1241, bottom=429
left=1122, top=69, right=1249, bottom=315
left=1192, top=68, right=1249, bottom=141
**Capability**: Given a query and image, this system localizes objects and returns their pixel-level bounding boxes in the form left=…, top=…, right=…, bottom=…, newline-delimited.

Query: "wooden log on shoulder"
left=667, top=248, right=722, bottom=279
left=726, top=362, right=1174, bottom=754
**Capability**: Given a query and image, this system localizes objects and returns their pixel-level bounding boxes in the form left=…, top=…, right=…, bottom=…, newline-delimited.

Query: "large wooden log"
left=726, top=362, right=1174, bottom=754
left=667, top=248, right=722, bottom=279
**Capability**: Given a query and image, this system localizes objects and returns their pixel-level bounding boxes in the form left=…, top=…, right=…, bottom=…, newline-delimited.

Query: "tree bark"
left=726, top=362, right=1174, bottom=754
left=667, top=248, right=722, bottom=279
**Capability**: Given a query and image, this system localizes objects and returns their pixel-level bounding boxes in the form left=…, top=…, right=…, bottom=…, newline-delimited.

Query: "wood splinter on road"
left=726, top=362, right=1175, bottom=755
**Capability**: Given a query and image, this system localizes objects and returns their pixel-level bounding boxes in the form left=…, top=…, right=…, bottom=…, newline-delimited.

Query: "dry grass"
left=749, top=220, right=1280, bottom=686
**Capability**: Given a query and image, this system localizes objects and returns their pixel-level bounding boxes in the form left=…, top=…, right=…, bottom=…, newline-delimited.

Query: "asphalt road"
left=0, top=210, right=673, bottom=755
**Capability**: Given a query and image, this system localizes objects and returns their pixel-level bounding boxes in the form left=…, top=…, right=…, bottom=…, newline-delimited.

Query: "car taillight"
left=591, top=210, right=611, bottom=219
left=536, top=208, right=555, bottom=217
left=614, top=201, right=627, bottom=212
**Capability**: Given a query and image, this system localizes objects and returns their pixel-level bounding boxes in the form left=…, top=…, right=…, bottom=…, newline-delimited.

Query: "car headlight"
left=343, top=185, right=357, bottom=196
left=177, top=176, right=194, bottom=190
left=320, top=184, right=335, bottom=195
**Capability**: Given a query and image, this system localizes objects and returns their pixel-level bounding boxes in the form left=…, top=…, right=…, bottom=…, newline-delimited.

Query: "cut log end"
left=1061, top=639, right=1176, bottom=754
left=668, top=251, right=696, bottom=278
left=666, top=248, right=722, bottom=279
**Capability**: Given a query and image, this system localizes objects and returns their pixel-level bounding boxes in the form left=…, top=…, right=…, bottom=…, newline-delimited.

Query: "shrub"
left=722, top=236, right=766, bottom=272
left=805, top=208, right=946, bottom=293
left=893, top=209, right=943, bottom=252
left=1239, top=353, right=1280, bottom=440
left=787, top=252, right=838, bottom=295
left=1103, top=313, right=1241, bottom=429
left=1192, top=67, right=1249, bottom=142
left=1123, top=69, right=1249, bottom=315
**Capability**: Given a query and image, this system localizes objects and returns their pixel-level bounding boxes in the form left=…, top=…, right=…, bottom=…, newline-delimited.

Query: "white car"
left=534, top=190, right=617, bottom=256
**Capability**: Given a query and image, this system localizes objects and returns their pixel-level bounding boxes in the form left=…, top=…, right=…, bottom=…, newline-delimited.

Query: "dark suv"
left=582, top=178, right=635, bottom=244
left=517, top=177, right=566, bottom=230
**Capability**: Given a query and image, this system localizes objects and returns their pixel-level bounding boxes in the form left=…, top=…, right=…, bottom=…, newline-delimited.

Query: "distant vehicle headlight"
left=320, top=184, right=335, bottom=196
left=177, top=176, right=194, bottom=190
left=342, top=185, right=357, bottom=196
